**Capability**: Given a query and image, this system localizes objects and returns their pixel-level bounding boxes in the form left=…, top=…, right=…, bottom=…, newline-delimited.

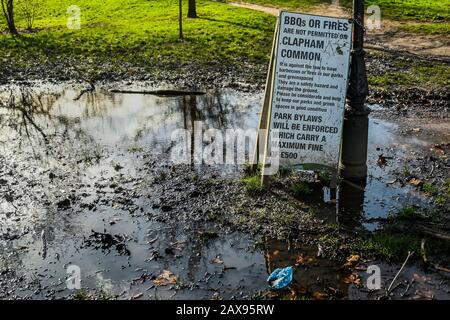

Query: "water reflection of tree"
left=0, top=88, right=101, bottom=164
left=0, top=88, right=100, bottom=250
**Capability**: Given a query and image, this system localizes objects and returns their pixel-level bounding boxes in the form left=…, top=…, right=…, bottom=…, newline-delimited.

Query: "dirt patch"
left=229, top=2, right=450, bottom=59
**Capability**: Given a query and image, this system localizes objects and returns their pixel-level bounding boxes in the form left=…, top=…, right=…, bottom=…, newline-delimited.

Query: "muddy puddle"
left=0, top=83, right=448, bottom=299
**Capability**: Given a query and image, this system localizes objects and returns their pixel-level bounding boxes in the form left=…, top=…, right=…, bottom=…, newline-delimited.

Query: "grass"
left=423, top=183, right=438, bottom=196
left=368, top=59, right=450, bottom=91
left=399, top=23, right=450, bottom=35
left=394, top=206, right=423, bottom=220
left=242, top=162, right=265, bottom=194
left=1, top=1, right=448, bottom=86
left=127, top=145, right=143, bottom=153
left=0, top=0, right=275, bottom=79
left=434, top=179, right=450, bottom=206
left=445, top=179, right=450, bottom=195
left=290, top=181, right=312, bottom=196
left=232, top=0, right=326, bottom=10
left=354, top=233, right=421, bottom=260
left=242, top=174, right=265, bottom=194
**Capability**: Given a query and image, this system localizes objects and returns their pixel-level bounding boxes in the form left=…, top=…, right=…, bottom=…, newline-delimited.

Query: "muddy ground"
left=0, top=73, right=448, bottom=300
left=0, top=3, right=449, bottom=297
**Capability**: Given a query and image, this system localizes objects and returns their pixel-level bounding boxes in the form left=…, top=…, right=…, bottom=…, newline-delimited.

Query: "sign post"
left=257, top=11, right=353, bottom=186
left=339, top=0, right=371, bottom=180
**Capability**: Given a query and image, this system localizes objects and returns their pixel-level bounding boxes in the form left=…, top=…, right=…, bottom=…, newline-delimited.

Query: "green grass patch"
left=399, top=23, right=450, bottom=35
left=393, top=206, right=423, bottom=220
left=435, top=195, right=447, bottom=206
left=445, top=179, right=450, bottom=195
left=198, top=230, right=219, bottom=243
left=242, top=174, right=264, bottom=194
left=353, top=233, right=420, bottom=260
left=1, top=0, right=275, bottom=76
left=368, top=60, right=450, bottom=90
left=232, top=0, right=325, bottom=10
left=290, top=181, right=312, bottom=196
left=423, top=183, right=438, bottom=196
left=127, top=145, right=143, bottom=153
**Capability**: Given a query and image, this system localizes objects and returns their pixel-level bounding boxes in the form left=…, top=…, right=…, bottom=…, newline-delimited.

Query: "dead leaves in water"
left=431, top=143, right=450, bottom=156
left=343, top=255, right=360, bottom=268
left=343, top=273, right=362, bottom=286
left=377, top=154, right=388, bottom=167
left=153, top=270, right=178, bottom=286
left=413, top=290, right=434, bottom=300
left=211, top=256, right=224, bottom=264
left=312, top=291, right=329, bottom=300
left=408, top=178, right=423, bottom=187
left=295, top=254, right=316, bottom=266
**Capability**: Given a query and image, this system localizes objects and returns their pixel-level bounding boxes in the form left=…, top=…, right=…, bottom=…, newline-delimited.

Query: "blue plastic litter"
left=267, top=266, right=294, bottom=289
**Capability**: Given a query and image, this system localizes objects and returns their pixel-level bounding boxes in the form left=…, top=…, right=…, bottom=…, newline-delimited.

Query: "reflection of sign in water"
left=259, top=11, right=353, bottom=174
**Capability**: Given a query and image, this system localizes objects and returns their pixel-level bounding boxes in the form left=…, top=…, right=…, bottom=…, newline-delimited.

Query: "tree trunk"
left=187, top=0, right=197, bottom=18
left=1, top=0, right=18, bottom=35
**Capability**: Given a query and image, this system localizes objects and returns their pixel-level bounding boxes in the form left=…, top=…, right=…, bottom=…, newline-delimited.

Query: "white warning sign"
left=268, top=11, right=353, bottom=168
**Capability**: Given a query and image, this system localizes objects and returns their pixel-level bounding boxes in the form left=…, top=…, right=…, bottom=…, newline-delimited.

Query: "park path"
left=229, top=2, right=450, bottom=60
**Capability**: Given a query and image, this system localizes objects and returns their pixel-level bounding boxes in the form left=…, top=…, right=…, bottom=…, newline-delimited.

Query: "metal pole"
left=339, top=0, right=370, bottom=180
left=179, top=0, right=183, bottom=40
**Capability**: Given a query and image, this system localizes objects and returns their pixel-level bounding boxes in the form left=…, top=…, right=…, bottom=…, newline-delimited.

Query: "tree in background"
left=187, top=0, right=197, bottom=18
left=18, top=0, right=42, bottom=30
left=1, top=0, right=18, bottom=35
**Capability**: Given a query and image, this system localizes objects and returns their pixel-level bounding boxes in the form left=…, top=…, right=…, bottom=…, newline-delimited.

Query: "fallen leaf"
left=354, top=264, right=368, bottom=271
left=377, top=154, right=388, bottom=166
left=325, top=287, right=345, bottom=298
left=409, top=178, right=423, bottom=187
left=413, top=290, right=434, bottom=300
left=343, top=273, right=362, bottom=286
left=153, top=270, right=178, bottom=286
left=413, top=273, right=431, bottom=283
left=295, top=254, right=315, bottom=265
left=312, top=291, right=329, bottom=300
left=431, top=143, right=448, bottom=155
left=343, top=254, right=360, bottom=268
left=211, top=257, right=224, bottom=264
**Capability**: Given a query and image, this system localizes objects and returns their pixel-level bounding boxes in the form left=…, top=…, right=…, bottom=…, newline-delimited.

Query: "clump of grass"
left=99, top=290, right=117, bottom=300
left=369, top=60, right=450, bottom=90
left=127, top=145, right=143, bottom=153
left=243, top=162, right=261, bottom=177
left=435, top=196, right=447, bottom=206
left=242, top=174, right=265, bottom=194
left=401, top=166, right=412, bottom=178
left=317, top=170, right=331, bottom=184
left=353, top=233, right=421, bottom=260
left=242, top=162, right=265, bottom=194
left=198, top=231, right=218, bottom=244
left=73, top=289, right=90, bottom=300
left=395, top=206, right=423, bottom=220
left=290, top=182, right=312, bottom=196
left=445, top=179, right=450, bottom=195
left=423, top=183, right=438, bottom=196
left=319, top=233, right=342, bottom=250
left=400, top=23, right=450, bottom=35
